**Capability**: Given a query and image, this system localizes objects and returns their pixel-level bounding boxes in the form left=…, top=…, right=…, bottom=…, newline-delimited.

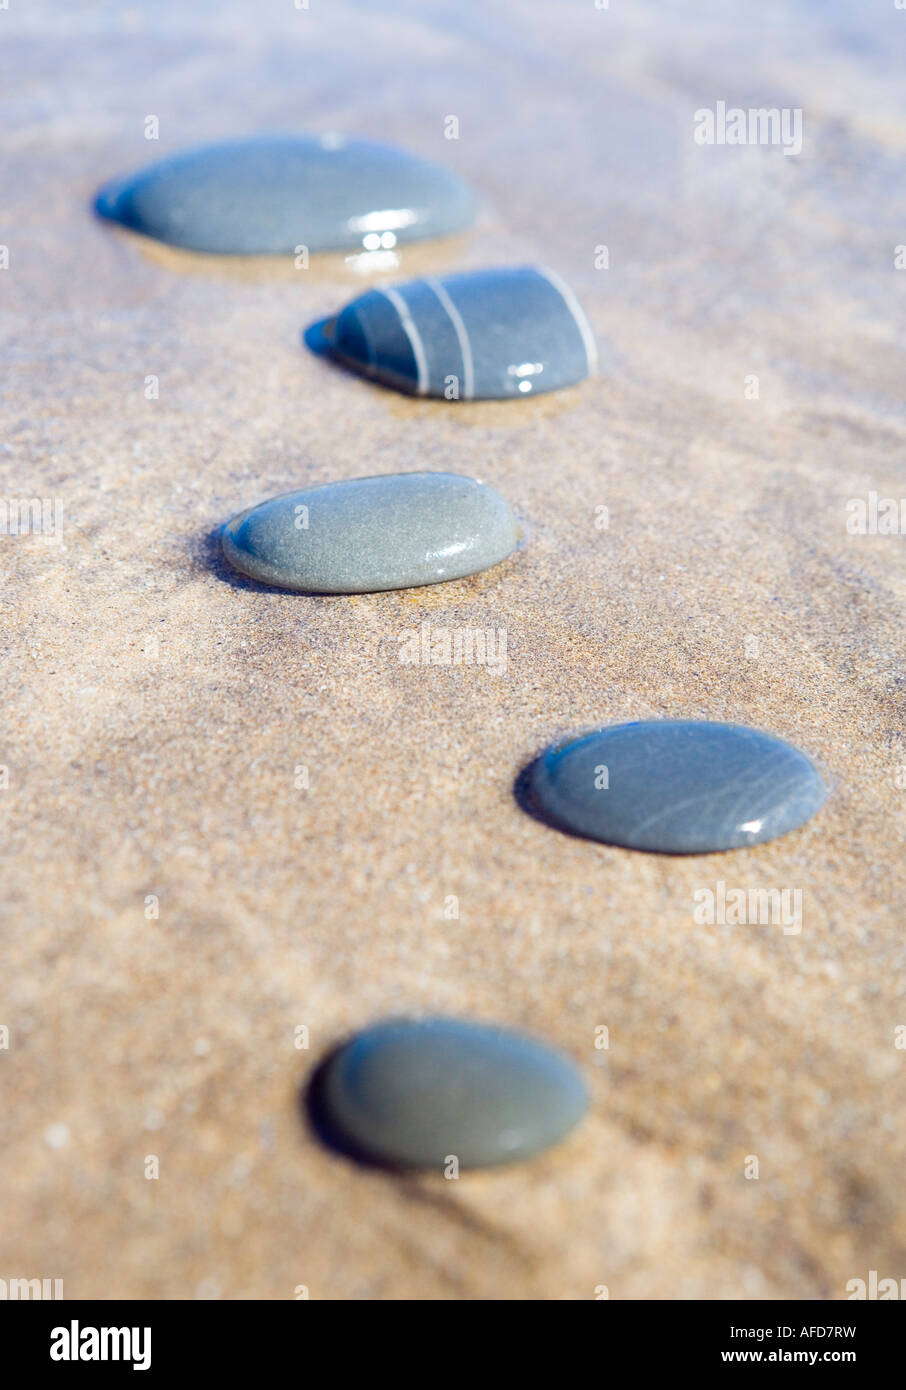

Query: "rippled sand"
left=1, top=0, right=905, bottom=1299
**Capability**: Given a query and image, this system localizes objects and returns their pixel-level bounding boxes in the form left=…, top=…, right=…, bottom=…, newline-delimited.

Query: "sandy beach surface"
left=2, top=0, right=905, bottom=1299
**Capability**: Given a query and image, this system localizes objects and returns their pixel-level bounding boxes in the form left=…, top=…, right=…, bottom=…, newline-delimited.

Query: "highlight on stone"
left=94, top=132, right=477, bottom=254
left=221, top=470, right=518, bottom=593
left=314, top=1016, right=588, bottom=1169
left=527, top=719, right=828, bottom=854
left=311, top=264, right=597, bottom=399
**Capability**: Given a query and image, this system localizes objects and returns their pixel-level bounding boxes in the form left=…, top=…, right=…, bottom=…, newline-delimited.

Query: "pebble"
left=221, top=470, right=517, bottom=593
left=528, top=720, right=828, bottom=853
left=95, top=133, right=476, bottom=254
left=319, top=264, right=597, bottom=398
left=317, top=1017, right=588, bottom=1169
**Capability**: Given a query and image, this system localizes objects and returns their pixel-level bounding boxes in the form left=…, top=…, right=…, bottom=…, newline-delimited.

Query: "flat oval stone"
left=94, top=133, right=476, bottom=254
left=221, top=470, right=517, bottom=593
left=318, top=1017, right=588, bottom=1169
left=529, top=720, right=828, bottom=853
left=320, top=264, right=597, bottom=398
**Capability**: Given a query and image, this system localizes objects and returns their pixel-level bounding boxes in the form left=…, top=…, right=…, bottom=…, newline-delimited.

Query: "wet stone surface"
left=527, top=720, right=828, bottom=854
left=95, top=133, right=477, bottom=253
left=318, top=265, right=597, bottom=399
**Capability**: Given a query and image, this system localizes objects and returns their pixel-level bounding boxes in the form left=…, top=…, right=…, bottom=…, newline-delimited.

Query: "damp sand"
left=2, top=0, right=905, bottom=1300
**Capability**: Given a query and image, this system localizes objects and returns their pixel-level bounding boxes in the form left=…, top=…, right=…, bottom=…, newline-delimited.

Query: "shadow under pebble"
left=301, top=316, right=406, bottom=398
left=513, top=755, right=579, bottom=840
left=195, top=524, right=279, bottom=594
left=302, top=1047, right=401, bottom=1172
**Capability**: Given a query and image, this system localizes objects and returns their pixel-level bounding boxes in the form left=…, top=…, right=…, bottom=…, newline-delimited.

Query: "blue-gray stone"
left=528, top=720, right=828, bottom=853
left=221, top=470, right=517, bottom=593
left=318, top=1017, right=588, bottom=1169
left=319, top=265, right=597, bottom=399
left=94, top=133, right=476, bottom=254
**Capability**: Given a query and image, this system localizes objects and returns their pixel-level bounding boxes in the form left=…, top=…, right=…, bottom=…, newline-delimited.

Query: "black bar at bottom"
left=0, top=1297, right=900, bottom=1374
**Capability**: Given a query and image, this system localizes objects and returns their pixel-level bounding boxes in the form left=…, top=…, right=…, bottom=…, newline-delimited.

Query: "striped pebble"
left=320, top=265, right=597, bottom=400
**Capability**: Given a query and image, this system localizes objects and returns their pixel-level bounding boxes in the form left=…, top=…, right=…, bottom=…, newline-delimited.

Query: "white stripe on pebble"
left=424, top=276, right=475, bottom=400
left=535, top=265, right=598, bottom=374
left=377, top=285, right=429, bottom=395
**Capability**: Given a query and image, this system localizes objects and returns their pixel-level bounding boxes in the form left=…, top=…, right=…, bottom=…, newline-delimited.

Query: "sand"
left=2, top=0, right=905, bottom=1300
